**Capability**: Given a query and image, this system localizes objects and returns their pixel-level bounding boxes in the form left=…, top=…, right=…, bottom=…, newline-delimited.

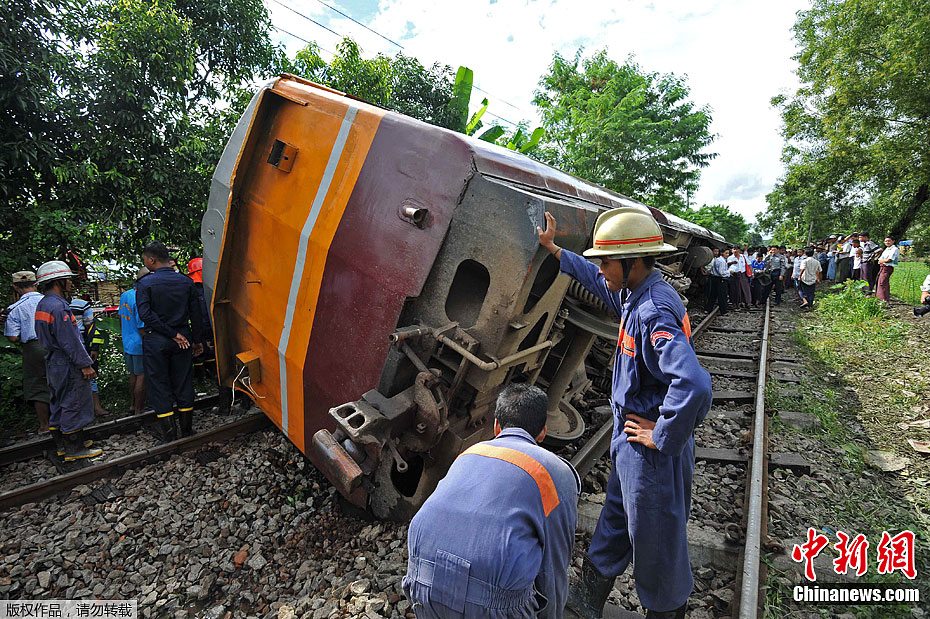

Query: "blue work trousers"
left=142, top=332, right=194, bottom=415
left=588, top=436, right=695, bottom=612
left=47, top=362, right=94, bottom=434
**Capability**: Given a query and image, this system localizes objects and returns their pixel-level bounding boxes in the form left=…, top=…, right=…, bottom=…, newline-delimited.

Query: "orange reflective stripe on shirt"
left=35, top=311, right=54, bottom=324
left=462, top=444, right=561, bottom=517
left=682, top=313, right=692, bottom=340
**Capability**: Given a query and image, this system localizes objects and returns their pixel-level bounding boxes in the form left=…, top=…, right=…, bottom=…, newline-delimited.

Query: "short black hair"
left=494, top=383, right=548, bottom=437
left=13, top=281, right=34, bottom=292
left=641, top=256, right=656, bottom=269
left=142, top=242, right=170, bottom=262
left=805, top=247, right=815, bottom=257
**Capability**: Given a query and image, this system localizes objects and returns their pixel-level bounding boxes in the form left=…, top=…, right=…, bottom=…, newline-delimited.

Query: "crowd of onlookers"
left=702, top=233, right=903, bottom=314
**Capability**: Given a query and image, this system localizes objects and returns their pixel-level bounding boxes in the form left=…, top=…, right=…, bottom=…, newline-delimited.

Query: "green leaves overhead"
left=533, top=50, right=715, bottom=212
left=764, top=0, right=930, bottom=250
left=0, top=0, right=279, bottom=274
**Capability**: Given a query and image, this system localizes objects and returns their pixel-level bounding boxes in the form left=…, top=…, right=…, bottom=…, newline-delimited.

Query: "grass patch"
left=805, top=281, right=906, bottom=352
left=889, top=260, right=929, bottom=305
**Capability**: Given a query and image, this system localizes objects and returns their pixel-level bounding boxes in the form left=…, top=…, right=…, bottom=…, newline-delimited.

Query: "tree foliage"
left=0, top=0, right=278, bottom=275
left=678, top=204, right=752, bottom=245
left=283, top=38, right=466, bottom=131
left=764, top=0, right=930, bottom=250
left=533, top=50, right=715, bottom=212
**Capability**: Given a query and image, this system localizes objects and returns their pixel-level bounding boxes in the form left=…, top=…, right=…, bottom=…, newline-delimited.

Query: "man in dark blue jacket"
left=404, top=383, right=580, bottom=618
left=34, top=261, right=103, bottom=461
left=539, top=207, right=712, bottom=619
left=137, top=242, right=204, bottom=441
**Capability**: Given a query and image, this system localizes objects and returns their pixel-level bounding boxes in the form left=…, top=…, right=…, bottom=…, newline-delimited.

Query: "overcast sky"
left=266, top=0, right=811, bottom=225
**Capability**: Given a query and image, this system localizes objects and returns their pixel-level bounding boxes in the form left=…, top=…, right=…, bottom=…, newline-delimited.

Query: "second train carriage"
left=201, top=75, right=725, bottom=519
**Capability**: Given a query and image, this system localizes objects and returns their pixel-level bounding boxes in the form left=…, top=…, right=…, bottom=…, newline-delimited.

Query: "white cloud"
left=267, top=0, right=810, bottom=225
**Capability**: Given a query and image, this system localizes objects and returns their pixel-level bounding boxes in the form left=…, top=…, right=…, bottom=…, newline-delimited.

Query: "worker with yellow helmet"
left=538, top=207, right=712, bottom=618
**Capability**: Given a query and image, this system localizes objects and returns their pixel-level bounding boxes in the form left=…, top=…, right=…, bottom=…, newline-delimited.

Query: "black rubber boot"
left=646, top=603, right=687, bottom=618
left=49, top=427, right=66, bottom=458
left=64, top=430, right=103, bottom=462
left=178, top=409, right=194, bottom=438
left=158, top=415, right=177, bottom=443
left=565, top=556, right=614, bottom=618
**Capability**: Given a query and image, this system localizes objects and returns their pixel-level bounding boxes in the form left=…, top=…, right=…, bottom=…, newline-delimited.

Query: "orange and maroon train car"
left=201, top=75, right=724, bottom=519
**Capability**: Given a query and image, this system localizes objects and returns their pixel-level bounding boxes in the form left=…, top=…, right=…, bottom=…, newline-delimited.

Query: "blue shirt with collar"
left=4, top=291, right=43, bottom=343
left=405, top=427, right=580, bottom=618
left=136, top=267, right=204, bottom=343
left=560, top=250, right=712, bottom=456
left=118, top=288, right=145, bottom=355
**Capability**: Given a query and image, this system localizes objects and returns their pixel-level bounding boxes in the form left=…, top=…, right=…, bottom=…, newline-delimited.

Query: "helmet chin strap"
left=619, top=257, right=635, bottom=306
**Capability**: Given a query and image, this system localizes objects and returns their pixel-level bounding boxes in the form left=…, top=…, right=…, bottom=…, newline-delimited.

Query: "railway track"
left=0, top=395, right=270, bottom=511
left=569, top=301, right=807, bottom=618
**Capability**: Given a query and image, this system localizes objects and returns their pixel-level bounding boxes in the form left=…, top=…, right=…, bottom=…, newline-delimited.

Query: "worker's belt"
left=408, top=557, right=535, bottom=610
left=618, top=407, right=660, bottom=424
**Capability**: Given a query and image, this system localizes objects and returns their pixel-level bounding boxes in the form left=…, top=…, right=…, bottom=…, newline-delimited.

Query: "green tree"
left=284, top=39, right=465, bottom=131
left=679, top=204, right=752, bottom=245
left=0, top=0, right=280, bottom=271
left=764, top=0, right=930, bottom=246
left=0, top=0, right=77, bottom=274
left=533, top=49, right=715, bottom=212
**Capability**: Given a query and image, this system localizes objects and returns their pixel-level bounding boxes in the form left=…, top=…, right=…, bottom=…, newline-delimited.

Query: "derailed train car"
left=201, top=75, right=725, bottom=520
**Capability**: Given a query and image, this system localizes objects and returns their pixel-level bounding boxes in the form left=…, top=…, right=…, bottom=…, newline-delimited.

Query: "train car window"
left=445, top=259, right=490, bottom=328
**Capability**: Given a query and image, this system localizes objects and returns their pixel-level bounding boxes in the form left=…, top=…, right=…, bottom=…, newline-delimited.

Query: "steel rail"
left=737, top=300, right=771, bottom=619
left=0, top=394, right=222, bottom=467
left=567, top=305, right=720, bottom=478
left=0, top=413, right=269, bottom=511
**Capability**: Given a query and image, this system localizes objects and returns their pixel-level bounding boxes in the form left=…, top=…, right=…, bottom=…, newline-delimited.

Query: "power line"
left=310, top=0, right=405, bottom=50
left=266, top=0, right=529, bottom=129
left=272, top=24, right=336, bottom=57
left=472, top=84, right=526, bottom=115
left=269, top=0, right=342, bottom=40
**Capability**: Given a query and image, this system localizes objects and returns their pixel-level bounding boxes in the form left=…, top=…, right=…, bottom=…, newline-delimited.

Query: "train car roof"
left=272, top=75, right=725, bottom=245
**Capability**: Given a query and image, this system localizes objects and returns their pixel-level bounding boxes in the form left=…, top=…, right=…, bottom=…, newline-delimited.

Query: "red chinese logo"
left=791, top=529, right=917, bottom=581
left=876, top=531, right=916, bottom=579
left=791, top=528, right=829, bottom=581
left=833, top=531, right=869, bottom=577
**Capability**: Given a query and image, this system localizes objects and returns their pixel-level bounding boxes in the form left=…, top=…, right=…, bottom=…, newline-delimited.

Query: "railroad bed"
left=0, top=298, right=810, bottom=619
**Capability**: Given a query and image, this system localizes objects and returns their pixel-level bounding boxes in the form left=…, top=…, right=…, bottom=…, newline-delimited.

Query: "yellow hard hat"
left=582, top=207, right=679, bottom=259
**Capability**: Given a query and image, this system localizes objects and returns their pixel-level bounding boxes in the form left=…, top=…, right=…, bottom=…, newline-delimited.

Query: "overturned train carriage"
left=201, top=75, right=725, bottom=520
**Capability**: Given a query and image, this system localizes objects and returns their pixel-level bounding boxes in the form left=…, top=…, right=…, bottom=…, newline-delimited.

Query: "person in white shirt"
left=876, top=237, right=900, bottom=302
left=850, top=240, right=863, bottom=280
left=703, top=247, right=730, bottom=315
left=728, top=246, right=751, bottom=309
left=791, top=249, right=803, bottom=291
left=798, top=247, right=823, bottom=309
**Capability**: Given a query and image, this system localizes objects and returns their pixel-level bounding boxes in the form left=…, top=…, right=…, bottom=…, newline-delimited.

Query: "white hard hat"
left=36, top=261, right=75, bottom=285
left=583, top=207, right=679, bottom=259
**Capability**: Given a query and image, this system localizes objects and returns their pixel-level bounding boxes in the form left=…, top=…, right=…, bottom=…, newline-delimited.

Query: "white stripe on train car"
left=277, top=105, right=358, bottom=436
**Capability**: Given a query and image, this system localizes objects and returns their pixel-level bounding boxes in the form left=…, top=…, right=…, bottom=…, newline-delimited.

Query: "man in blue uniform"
left=404, top=383, right=580, bottom=618
left=4, top=271, right=50, bottom=432
left=119, top=267, right=148, bottom=414
left=538, top=207, right=712, bottom=618
left=33, top=261, right=103, bottom=461
left=137, top=242, right=204, bottom=441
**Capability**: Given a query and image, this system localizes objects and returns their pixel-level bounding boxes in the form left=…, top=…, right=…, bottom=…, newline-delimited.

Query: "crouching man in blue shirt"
left=404, top=383, right=580, bottom=618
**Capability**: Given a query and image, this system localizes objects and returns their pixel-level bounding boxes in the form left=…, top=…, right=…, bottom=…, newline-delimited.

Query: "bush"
left=815, top=281, right=904, bottom=350
left=0, top=345, right=33, bottom=437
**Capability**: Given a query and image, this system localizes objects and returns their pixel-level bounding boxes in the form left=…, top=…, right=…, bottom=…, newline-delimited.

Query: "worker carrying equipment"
left=538, top=208, right=712, bottom=619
